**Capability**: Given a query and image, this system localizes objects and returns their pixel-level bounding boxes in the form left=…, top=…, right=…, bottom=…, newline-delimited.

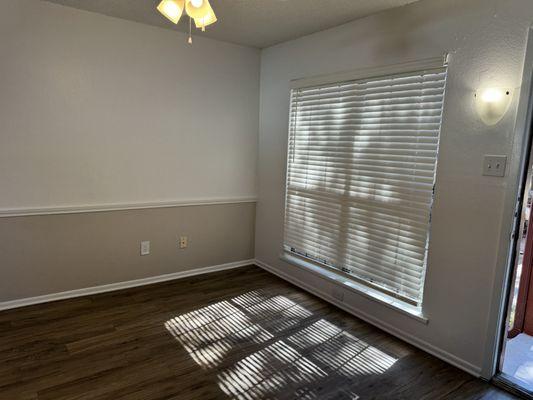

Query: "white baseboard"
left=254, top=258, right=483, bottom=378
left=0, top=259, right=254, bottom=311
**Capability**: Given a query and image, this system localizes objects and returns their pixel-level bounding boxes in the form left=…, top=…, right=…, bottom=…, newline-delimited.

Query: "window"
left=283, top=62, right=447, bottom=307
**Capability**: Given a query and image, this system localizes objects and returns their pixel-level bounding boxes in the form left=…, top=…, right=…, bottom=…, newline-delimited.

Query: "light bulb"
left=480, top=88, right=504, bottom=103
left=185, top=0, right=209, bottom=19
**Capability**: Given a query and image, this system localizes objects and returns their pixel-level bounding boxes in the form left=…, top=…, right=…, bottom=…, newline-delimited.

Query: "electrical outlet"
left=179, top=236, right=188, bottom=249
left=483, top=155, right=507, bottom=177
left=140, top=241, right=150, bottom=256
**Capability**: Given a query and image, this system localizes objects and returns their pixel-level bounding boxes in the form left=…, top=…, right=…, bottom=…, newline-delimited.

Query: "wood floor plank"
left=0, top=265, right=518, bottom=400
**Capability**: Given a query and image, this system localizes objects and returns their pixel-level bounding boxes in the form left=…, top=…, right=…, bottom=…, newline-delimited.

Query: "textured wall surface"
left=0, top=203, right=255, bottom=302
left=0, top=0, right=258, bottom=303
left=0, top=0, right=259, bottom=212
left=256, top=0, right=533, bottom=377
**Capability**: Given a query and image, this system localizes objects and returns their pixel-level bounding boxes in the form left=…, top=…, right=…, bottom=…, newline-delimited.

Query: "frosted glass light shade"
left=194, top=1, right=217, bottom=28
left=474, top=88, right=512, bottom=125
left=185, top=0, right=210, bottom=19
left=157, top=0, right=185, bottom=24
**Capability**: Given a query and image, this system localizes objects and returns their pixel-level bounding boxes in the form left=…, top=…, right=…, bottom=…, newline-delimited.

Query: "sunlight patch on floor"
left=165, top=289, right=397, bottom=399
left=218, top=340, right=328, bottom=399
left=165, top=300, right=273, bottom=368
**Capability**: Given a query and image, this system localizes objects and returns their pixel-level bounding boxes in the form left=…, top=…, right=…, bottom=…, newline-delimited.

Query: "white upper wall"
left=0, top=0, right=260, bottom=212
left=256, top=0, right=533, bottom=377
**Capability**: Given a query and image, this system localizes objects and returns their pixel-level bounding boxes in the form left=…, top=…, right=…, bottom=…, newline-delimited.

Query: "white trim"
left=290, top=54, right=449, bottom=89
left=483, top=25, right=533, bottom=379
left=255, top=258, right=482, bottom=377
left=0, top=259, right=254, bottom=311
left=0, top=197, right=258, bottom=218
left=280, top=252, right=428, bottom=323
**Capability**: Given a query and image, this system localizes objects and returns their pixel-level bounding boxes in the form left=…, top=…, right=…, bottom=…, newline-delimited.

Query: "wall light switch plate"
left=483, top=155, right=507, bottom=177
left=140, top=241, right=150, bottom=256
left=179, top=236, right=188, bottom=249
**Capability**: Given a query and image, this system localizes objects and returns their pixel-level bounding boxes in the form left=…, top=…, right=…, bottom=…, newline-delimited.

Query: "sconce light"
left=474, top=88, right=512, bottom=126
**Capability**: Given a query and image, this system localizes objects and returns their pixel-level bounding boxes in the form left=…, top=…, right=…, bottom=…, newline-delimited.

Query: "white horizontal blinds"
left=284, top=67, right=447, bottom=305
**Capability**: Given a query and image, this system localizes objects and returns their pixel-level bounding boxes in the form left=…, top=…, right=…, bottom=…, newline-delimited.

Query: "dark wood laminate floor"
left=0, top=265, right=517, bottom=400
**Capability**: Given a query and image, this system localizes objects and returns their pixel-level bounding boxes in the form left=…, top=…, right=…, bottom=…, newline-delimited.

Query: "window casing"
left=283, top=64, right=447, bottom=307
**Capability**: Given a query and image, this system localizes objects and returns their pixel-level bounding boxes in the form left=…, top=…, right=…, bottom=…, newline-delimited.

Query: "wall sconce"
left=474, top=88, right=512, bottom=126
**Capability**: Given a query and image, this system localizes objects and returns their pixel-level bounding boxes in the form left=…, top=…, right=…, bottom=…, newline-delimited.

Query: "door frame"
left=483, top=25, right=533, bottom=380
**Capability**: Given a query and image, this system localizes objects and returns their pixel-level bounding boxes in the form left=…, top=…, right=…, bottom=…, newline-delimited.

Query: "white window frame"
left=282, top=56, right=449, bottom=319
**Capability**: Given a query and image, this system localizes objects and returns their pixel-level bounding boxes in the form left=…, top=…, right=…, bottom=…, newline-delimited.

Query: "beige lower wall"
left=0, top=203, right=255, bottom=302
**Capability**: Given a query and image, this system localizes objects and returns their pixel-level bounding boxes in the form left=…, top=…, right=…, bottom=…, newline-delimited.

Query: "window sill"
left=280, top=252, right=429, bottom=324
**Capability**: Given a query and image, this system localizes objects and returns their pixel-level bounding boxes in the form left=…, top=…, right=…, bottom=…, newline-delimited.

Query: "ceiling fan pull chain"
left=188, top=16, right=193, bottom=44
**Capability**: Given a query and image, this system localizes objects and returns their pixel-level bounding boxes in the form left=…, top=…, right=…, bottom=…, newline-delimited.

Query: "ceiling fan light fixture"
left=157, top=0, right=185, bottom=24
left=185, top=0, right=210, bottom=20
left=157, top=0, right=217, bottom=43
left=194, top=1, right=217, bottom=30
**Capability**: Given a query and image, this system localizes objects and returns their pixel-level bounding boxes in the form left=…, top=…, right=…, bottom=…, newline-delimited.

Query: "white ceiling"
left=43, top=0, right=420, bottom=48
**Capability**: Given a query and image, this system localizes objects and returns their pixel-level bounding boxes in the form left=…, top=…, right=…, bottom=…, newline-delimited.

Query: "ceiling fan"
left=157, top=0, right=217, bottom=44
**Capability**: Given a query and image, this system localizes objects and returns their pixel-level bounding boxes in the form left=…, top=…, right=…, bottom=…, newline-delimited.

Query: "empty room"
left=3, top=0, right=533, bottom=398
